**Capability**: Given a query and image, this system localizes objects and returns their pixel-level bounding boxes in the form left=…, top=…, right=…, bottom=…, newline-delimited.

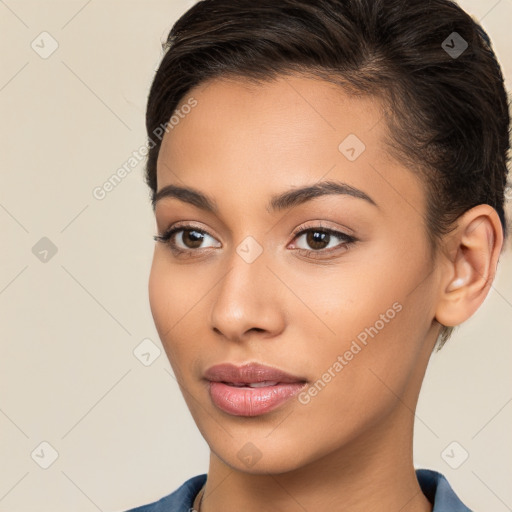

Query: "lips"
left=227, top=381, right=280, bottom=388
left=204, top=362, right=306, bottom=385
left=204, top=362, right=307, bottom=416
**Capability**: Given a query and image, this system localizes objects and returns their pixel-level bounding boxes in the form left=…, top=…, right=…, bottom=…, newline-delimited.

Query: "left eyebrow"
left=152, top=180, right=378, bottom=212
left=268, top=180, right=378, bottom=212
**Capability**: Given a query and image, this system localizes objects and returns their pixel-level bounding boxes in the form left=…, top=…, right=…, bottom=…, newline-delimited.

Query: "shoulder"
left=416, top=468, right=474, bottom=512
left=124, top=474, right=207, bottom=512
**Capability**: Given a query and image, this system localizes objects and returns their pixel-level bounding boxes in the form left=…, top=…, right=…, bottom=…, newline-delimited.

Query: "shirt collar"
left=416, top=469, right=473, bottom=511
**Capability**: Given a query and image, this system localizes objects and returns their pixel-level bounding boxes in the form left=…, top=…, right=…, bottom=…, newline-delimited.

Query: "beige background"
left=0, top=1, right=511, bottom=511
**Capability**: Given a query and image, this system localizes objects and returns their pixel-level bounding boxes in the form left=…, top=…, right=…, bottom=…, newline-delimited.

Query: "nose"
left=209, top=249, right=286, bottom=343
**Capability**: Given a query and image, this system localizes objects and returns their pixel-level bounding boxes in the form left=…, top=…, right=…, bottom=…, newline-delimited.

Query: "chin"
left=221, top=448, right=307, bottom=475
left=204, top=427, right=330, bottom=475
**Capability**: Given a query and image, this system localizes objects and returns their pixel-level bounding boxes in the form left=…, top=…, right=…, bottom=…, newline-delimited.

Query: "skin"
left=148, top=74, right=503, bottom=512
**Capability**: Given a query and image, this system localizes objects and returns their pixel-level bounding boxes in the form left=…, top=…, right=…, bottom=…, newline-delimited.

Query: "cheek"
left=148, top=254, right=186, bottom=368
left=286, top=307, right=423, bottom=459
left=148, top=253, right=206, bottom=374
left=148, top=254, right=171, bottom=333
left=148, top=252, right=196, bottom=334
left=296, top=249, right=433, bottom=417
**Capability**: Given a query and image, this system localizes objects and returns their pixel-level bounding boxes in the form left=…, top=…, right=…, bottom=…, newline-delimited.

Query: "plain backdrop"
left=0, top=1, right=511, bottom=511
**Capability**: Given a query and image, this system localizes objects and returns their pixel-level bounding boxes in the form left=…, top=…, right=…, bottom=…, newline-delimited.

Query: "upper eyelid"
left=161, top=223, right=355, bottom=246
left=161, top=221, right=351, bottom=236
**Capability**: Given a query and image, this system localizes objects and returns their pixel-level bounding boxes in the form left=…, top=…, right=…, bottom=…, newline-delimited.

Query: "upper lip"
left=204, top=362, right=307, bottom=384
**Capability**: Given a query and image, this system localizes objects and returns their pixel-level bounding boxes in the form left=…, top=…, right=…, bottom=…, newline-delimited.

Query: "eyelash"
left=153, top=223, right=357, bottom=259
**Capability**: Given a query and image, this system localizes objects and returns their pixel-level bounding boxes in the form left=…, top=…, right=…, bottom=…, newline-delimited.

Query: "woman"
left=126, top=0, right=510, bottom=510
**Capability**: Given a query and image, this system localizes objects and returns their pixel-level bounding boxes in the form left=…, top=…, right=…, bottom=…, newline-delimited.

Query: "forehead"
left=162, top=73, right=387, bottom=154
left=158, top=74, right=386, bottom=177
left=156, top=73, right=426, bottom=222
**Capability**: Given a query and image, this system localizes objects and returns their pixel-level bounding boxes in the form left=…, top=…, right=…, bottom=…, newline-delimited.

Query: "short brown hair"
left=145, top=0, right=511, bottom=348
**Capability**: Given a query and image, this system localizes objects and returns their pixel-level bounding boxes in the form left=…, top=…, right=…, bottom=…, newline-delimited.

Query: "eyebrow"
left=152, top=180, right=378, bottom=213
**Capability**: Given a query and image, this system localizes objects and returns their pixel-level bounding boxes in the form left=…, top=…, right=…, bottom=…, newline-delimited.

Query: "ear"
left=435, top=204, right=504, bottom=328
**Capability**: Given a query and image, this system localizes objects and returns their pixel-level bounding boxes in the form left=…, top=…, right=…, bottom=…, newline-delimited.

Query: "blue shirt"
left=125, top=469, right=473, bottom=511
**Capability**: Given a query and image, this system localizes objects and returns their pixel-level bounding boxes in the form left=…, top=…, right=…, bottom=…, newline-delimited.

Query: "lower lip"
left=208, top=381, right=307, bottom=416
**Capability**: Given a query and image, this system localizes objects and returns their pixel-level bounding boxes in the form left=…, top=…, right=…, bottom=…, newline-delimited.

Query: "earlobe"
left=435, top=205, right=503, bottom=328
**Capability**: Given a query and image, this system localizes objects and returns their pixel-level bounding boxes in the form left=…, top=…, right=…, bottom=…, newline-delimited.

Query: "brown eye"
left=180, top=229, right=206, bottom=249
left=154, top=225, right=221, bottom=255
left=305, top=230, right=331, bottom=250
left=293, top=228, right=356, bottom=253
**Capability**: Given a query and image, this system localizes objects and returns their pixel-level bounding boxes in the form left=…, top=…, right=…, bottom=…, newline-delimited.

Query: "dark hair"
left=144, top=0, right=511, bottom=348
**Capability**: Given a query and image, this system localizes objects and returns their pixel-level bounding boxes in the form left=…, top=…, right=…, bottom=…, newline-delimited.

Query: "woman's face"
left=149, top=74, right=441, bottom=474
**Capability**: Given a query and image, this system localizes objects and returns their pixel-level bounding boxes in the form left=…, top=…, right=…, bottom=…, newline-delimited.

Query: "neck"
left=200, top=408, right=432, bottom=512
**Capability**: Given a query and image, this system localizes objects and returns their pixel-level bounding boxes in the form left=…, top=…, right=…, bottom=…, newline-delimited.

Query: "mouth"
left=221, top=381, right=282, bottom=388
left=204, top=362, right=306, bottom=384
left=204, top=362, right=308, bottom=417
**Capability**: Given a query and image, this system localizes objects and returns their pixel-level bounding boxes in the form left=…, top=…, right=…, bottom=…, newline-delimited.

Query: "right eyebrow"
left=152, top=184, right=218, bottom=213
